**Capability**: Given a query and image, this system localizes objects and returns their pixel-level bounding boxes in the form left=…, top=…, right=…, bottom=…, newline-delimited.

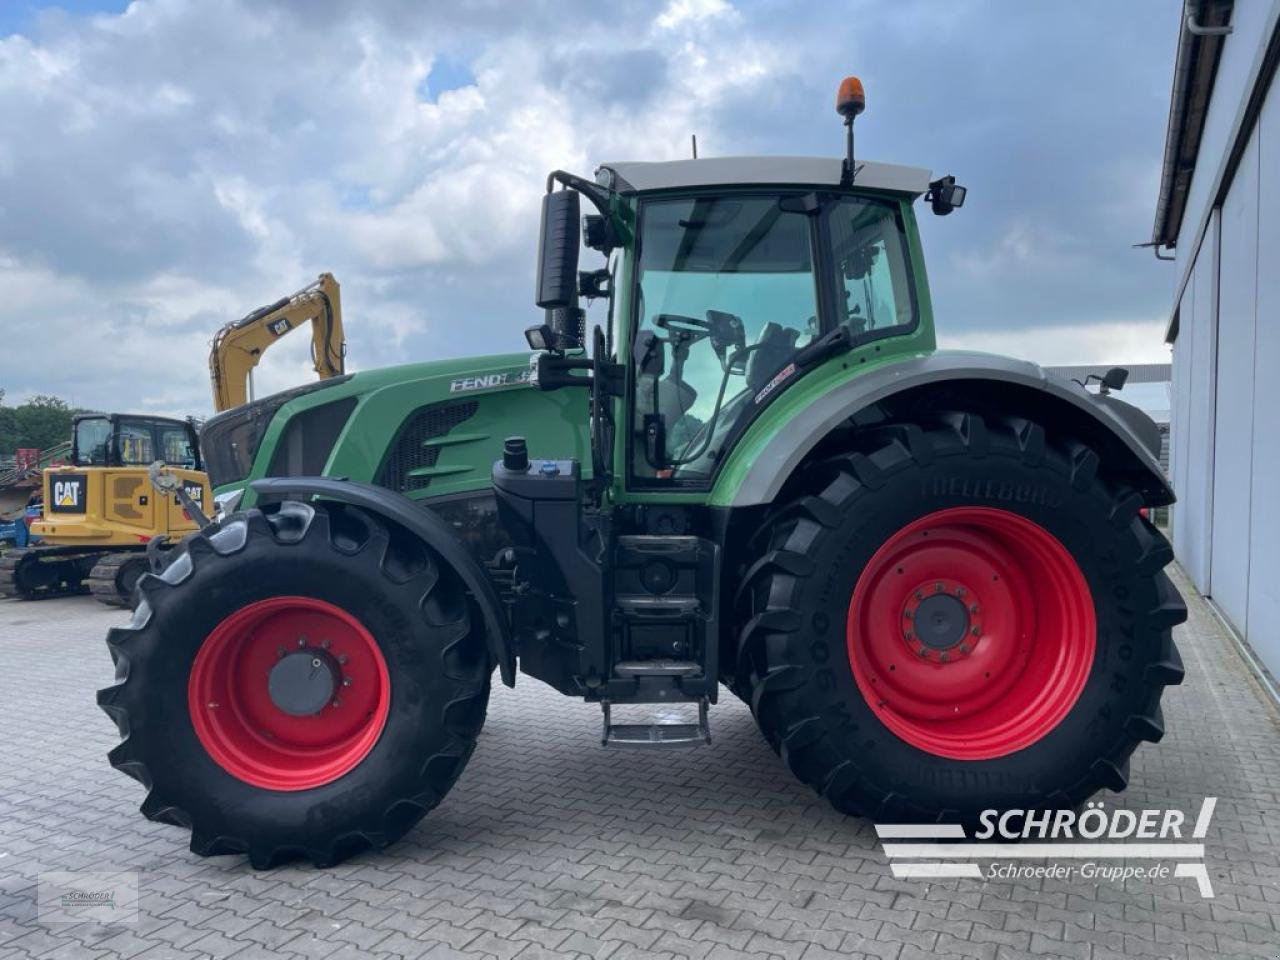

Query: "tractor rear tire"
left=98, top=500, right=490, bottom=868
left=734, top=411, right=1185, bottom=822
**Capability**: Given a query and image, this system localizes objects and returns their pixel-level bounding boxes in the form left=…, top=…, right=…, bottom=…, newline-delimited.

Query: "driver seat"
left=746, top=322, right=800, bottom=394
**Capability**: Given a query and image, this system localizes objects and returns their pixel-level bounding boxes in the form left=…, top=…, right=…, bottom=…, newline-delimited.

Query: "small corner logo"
left=876, top=797, right=1217, bottom=898
left=37, top=872, right=139, bottom=924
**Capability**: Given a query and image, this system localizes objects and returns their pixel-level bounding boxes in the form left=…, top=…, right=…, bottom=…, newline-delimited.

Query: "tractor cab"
left=525, top=144, right=962, bottom=502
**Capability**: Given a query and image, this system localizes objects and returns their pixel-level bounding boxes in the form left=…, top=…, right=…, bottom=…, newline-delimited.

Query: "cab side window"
left=826, top=198, right=917, bottom=336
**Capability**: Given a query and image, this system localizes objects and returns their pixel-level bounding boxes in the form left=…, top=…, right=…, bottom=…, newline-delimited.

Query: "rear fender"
left=251, top=477, right=515, bottom=686
left=718, top=352, right=1173, bottom=508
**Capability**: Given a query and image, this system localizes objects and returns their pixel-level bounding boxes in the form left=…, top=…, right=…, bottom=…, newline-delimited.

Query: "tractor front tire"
left=98, top=500, right=490, bottom=868
left=735, top=411, right=1186, bottom=822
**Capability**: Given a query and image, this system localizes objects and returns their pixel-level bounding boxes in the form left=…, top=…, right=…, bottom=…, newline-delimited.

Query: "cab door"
left=625, top=193, right=823, bottom=489
left=155, top=423, right=207, bottom=534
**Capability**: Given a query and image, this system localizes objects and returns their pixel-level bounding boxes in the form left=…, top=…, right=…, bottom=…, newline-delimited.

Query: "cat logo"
left=49, top=473, right=88, bottom=514
left=268, top=317, right=293, bottom=336
left=181, top=484, right=204, bottom=509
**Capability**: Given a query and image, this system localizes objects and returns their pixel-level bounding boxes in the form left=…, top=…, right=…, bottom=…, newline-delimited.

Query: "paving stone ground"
left=0, top=564, right=1277, bottom=960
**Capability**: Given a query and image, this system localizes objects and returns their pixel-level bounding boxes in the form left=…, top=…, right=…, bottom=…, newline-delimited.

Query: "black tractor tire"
left=98, top=500, right=490, bottom=868
left=733, top=410, right=1186, bottom=823
left=88, top=552, right=149, bottom=609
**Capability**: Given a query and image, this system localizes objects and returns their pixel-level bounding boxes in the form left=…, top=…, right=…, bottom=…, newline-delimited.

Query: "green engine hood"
left=229, top=352, right=590, bottom=507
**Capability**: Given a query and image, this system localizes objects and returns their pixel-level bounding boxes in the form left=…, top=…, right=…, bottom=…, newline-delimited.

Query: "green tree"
left=0, top=388, right=15, bottom=457
left=12, top=395, right=74, bottom=452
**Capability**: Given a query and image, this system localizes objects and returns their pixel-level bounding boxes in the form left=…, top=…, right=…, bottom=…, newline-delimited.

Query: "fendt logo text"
left=877, top=797, right=1217, bottom=897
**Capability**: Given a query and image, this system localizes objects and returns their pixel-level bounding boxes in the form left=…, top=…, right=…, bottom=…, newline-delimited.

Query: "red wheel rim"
left=846, top=507, right=1095, bottom=760
left=188, top=596, right=391, bottom=790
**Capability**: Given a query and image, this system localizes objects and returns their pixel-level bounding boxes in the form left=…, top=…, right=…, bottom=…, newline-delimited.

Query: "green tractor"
left=99, top=78, right=1185, bottom=868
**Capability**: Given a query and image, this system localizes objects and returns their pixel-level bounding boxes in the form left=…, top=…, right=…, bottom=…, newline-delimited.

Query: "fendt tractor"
left=2, top=413, right=211, bottom=606
left=99, top=79, right=1186, bottom=868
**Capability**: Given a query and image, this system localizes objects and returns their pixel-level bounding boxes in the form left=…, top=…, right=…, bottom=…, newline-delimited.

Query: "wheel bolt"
left=331, top=699, right=341, bottom=708
left=939, top=652, right=950, bottom=663
left=297, top=637, right=305, bottom=648
left=935, top=582, right=944, bottom=593
left=321, top=639, right=331, bottom=649
left=970, top=605, right=980, bottom=614
left=959, top=644, right=971, bottom=655
left=207, top=701, right=218, bottom=709
left=342, top=678, right=352, bottom=687
left=971, top=626, right=981, bottom=636
left=338, top=655, right=348, bottom=665
left=917, top=647, right=928, bottom=657
left=904, top=630, right=914, bottom=641
left=956, top=587, right=966, bottom=597
left=276, top=647, right=286, bottom=658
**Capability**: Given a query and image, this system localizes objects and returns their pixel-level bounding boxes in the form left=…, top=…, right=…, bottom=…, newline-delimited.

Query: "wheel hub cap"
left=268, top=649, right=341, bottom=716
left=911, top=592, right=970, bottom=651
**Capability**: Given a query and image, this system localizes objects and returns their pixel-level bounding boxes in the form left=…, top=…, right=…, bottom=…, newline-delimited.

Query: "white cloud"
left=655, top=0, right=732, bottom=31
left=0, top=0, right=783, bottom=416
left=939, top=319, right=1172, bottom=366
left=0, top=0, right=1183, bottom=426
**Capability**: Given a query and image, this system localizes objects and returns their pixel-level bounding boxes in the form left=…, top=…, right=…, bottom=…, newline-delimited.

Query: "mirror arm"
left=546, top=169, right=634, bottom=245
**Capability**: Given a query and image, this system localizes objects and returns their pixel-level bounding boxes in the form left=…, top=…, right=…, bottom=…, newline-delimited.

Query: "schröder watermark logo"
left=876, top=797, right=1217, bottom=898
left=37, top=872, right=139, bottom=924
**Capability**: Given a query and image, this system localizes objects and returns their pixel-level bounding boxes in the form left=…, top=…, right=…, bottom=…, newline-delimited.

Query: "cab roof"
left=596, top=156, right=932, bottom=197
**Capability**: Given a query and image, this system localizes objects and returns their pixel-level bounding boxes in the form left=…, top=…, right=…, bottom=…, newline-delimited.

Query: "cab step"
left=602, top=699, right=711, bottom=748
left=613, top=659, right=700, bottom=678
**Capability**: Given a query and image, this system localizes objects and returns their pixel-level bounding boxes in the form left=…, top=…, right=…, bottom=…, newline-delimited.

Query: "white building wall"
left=1246, top=83, right=1280, bottom=673
left=1173, top=2, right=1280, bottom=263
left=1168, top=16, right=1280, bottom=676
left=1208, top=125, right=1259, bottom=633
left=1175, top=215, right=1218, bottom=594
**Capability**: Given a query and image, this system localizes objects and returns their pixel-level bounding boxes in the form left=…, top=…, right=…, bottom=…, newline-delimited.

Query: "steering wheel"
left=653, top=313, right=713, bottom=338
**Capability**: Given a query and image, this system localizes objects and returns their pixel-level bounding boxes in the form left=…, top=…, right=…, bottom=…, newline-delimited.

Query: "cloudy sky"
left=0, top=0, right=1181, bottom=418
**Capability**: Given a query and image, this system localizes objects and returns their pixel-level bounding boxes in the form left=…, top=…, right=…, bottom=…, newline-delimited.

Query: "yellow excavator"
left=0, top=414, right=212, bottom=606
left=209, top=272, right=346, bottom=412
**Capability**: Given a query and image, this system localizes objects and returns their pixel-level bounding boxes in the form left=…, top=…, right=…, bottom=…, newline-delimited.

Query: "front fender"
left=251, top=476, right=515, bottom=687
left=716, top=351, right=1172, bottom=508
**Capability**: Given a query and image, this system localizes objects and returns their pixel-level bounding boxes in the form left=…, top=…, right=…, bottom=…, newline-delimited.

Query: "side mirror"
left=1101, top=366, right=1129, bottom=393
left=926, top=175, right=967, bottom=216
left=536, top=190, right=581, bottom=309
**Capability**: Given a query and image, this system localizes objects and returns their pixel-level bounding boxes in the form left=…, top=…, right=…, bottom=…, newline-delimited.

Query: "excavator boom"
left=208, top=273, right=345, bottom=412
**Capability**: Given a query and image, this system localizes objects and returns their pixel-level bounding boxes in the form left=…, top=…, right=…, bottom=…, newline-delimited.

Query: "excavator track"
left=87, top=552, right=150, bottom=609
left=0, top=546, right=97, bottom=601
